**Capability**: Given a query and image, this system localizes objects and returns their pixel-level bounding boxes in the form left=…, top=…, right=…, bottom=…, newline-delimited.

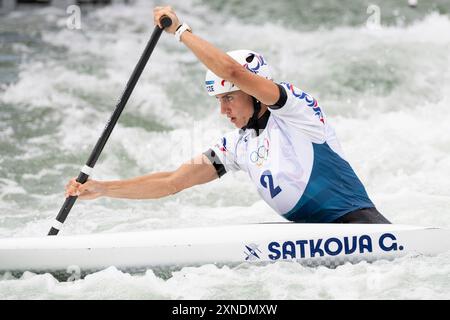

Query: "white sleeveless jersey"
left=209, top=82, right=374, bottom=223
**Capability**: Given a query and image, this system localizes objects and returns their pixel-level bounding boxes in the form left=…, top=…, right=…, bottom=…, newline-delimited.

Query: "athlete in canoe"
left=65, top=6, right=390, bottom=224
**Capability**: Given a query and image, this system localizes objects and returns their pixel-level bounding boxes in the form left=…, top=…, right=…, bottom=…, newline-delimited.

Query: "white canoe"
left=0, top=223, right=449, bottom=274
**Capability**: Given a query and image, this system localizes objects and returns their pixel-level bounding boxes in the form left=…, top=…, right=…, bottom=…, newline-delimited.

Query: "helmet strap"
left=241, top=97, right=262, bottom=135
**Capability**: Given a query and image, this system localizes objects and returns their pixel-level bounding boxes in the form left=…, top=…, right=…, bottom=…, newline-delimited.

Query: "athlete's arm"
left=181, top=32, right=280, bottom=106
left=153, top=6, right=280, bottom=106
left=65, top=154, right=219, bottom=200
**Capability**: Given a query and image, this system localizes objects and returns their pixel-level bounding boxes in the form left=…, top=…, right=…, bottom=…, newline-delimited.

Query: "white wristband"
left=175, top=23, right=192, bottom=42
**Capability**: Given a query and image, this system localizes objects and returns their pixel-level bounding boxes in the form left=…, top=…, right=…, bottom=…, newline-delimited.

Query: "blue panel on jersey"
left=282, top=142, right=375, bottom=223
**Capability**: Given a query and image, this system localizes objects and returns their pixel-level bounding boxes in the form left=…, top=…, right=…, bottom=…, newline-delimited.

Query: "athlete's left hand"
left=153, top=6, right=180, bottom=34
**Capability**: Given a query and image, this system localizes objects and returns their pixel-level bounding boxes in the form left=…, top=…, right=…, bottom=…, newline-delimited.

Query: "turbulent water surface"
left=0, top=0, right=449, bottom=299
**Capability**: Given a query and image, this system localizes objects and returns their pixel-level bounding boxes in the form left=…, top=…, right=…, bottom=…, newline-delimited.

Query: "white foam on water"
left=0, top=0, right=449, bottom=299
left=0, top=252, right=449, bottom=299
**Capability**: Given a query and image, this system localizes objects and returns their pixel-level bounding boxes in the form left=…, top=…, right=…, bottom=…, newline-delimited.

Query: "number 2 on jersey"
left=260, top=170, right=282, bottom=198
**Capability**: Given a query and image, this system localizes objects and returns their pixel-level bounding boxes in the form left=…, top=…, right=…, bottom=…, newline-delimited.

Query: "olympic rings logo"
left=250, top=138, right=270, bottom=167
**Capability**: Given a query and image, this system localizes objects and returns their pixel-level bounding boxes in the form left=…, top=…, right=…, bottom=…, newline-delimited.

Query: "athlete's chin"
left=227, top=116, right=247, bottom=128
left=229, top=118, right=242, bottom=128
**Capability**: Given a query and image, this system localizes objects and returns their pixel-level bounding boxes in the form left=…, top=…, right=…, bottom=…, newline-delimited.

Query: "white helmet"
left=204, top=49, right=272, bottom=96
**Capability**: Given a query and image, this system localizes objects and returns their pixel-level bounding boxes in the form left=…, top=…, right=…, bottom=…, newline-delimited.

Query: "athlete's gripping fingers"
left=65, top=178, right=81, bottom=198
left=153, top=6, right=179, bottom=33
left=153, top=7, right=164, bottom=28
left=153, top=6, right=170, bottom=28
left=66, top=189, right=78, bottom=197
left=65, top=178, right=75, bottom=191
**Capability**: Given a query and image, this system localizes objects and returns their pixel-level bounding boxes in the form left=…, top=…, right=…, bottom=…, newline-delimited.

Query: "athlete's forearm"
left=180, top=31, right=240, bottom=81
left=102, top=172, right=177, bottom=199
left=180, top=30, right=279, bottom=105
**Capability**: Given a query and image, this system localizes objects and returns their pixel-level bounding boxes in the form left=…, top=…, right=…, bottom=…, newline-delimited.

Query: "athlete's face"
left=216, top=91, right=254, bottom=128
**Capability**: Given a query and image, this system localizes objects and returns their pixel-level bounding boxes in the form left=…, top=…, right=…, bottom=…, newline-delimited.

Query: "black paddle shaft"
left=48, top=17, right=172, bottom=236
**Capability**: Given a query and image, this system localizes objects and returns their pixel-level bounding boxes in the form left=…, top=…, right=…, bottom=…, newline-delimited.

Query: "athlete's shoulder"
left=271, top=81, right=325, bottom=123
left=280, top=82, right=320, bottom=108
left=267, top=81, right=327, bottom=142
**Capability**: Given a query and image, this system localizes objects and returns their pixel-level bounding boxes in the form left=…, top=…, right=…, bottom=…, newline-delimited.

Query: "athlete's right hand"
left=65, top=178, right=106, bottom=200
left=153, top=6, right=180, bottom=34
